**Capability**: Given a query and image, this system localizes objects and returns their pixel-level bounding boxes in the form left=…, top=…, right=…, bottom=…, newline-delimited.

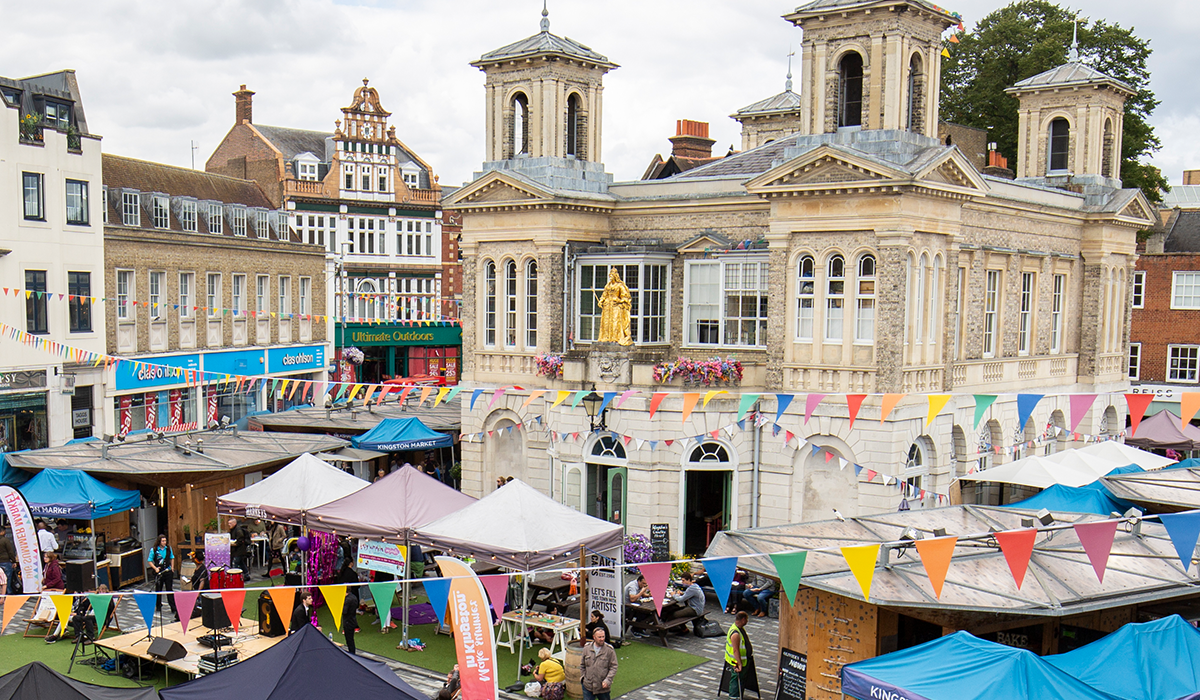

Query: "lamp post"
left=581, top=385, right=606, bottom=433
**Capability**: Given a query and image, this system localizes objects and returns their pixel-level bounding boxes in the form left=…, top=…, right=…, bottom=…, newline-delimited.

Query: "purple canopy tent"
left=1123, top=410, right=1200, bottom=452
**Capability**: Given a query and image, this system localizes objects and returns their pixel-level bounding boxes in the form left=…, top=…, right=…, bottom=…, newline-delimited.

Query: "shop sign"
left=358, top=540, right=407, bottom=576
left=1128, top=384, right=1180, bottom=402
left=72, top=409, right=91, bottom=429
left=204, top=349, right=264, bottom=376
left=114, top=354, right=200, bottom=391
left=266, top=345, right=327, bottom=374
left=338, top=323, right=462, bottom=347
left=0, top=370, right=47, bottom=392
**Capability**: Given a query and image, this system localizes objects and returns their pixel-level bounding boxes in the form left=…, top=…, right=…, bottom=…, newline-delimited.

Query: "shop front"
left=335, top=323, right=461, bottom=385
left=0, top=370, right=49, bottom=452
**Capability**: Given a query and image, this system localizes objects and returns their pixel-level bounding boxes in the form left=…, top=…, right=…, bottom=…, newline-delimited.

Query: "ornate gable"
left=745, top=146, right=908, bottom=194
left=913, top=149, right=990, bottom=195
left=1118, top=196, right=1154, bottom=224
left=444, top=171, right=553, bottom=207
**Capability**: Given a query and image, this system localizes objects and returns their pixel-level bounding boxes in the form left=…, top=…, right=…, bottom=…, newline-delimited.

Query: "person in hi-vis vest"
left=724, top=611, right=750, bottom=698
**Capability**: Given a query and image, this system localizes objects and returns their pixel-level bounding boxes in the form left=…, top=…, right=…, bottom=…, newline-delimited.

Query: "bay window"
left=685, top=258, right=767, bottom=347
left=578, top=259, right=669, bottom=345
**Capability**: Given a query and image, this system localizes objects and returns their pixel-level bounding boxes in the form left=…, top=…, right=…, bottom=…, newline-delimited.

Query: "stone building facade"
left=102, top=154, right=329, bottom=435
left=448, top=1, right=1153, bottom=554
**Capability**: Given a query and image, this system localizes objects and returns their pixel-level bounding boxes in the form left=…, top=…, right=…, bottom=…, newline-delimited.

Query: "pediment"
left=1119, top=196, right=1155, bottom=224
left=745, top=145, right=910, bottom=193
left=913, top=149, right=990, bottom=194
left=678, top=232, right=732, bottom=253
left=466, top=181, right=545, bottom=203
left=444, top=171, right=553, bottom=207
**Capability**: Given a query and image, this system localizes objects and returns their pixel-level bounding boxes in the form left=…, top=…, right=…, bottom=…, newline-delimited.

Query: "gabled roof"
left=103, top=154, right=274, bottom=208
left=733, top=89, right=803, bottom=118
left=1165, top=210, right=1200, bottom=253
left=472, top=30, right=616, bottom=69
left=1007, top=62, right=1135, bottom=96
left=253, top=124, right=332, bottom=162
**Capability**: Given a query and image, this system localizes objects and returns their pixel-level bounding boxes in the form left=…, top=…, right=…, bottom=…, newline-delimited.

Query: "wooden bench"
left=629, top=613, right=707, bottom=648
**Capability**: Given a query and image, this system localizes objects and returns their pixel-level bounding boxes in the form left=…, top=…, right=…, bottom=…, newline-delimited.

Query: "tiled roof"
left=1166, top=211, right=1200, bottom=253
left=675, top=135, right=806, bottom=179
left=473, top=30, right=616, bottom=68
left=254, top=124, right=332, bottom=162
left=734, top=90, right=803, bottom=118
left=1008, top=62, right=1134, bottom=95
left=103, top=154, right=273, bottom=208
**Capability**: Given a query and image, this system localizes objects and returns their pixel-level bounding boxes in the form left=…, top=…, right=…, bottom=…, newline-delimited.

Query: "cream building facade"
left=448, top=1, right=1154, bottom=554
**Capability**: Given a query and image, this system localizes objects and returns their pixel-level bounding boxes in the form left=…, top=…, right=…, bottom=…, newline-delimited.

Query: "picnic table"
left=626, top=597, right=707, bottom=648
left=527, top=575, right=574, bottom=614
left=495, top=610, right=581, bottom=658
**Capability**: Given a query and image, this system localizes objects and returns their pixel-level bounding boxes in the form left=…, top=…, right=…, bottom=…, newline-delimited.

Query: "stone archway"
left=797, top=434, right=859, bottom=520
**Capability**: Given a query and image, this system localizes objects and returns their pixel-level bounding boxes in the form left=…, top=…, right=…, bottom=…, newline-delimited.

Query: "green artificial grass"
left=0, top=631, right=168, bottom=690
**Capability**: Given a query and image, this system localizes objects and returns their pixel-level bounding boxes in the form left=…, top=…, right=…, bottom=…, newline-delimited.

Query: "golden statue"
left=597, top=269, right=633, bottom=346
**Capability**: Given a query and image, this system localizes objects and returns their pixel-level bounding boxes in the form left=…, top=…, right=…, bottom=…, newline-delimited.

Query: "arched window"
left=797, top=255, right=815, bottom=340
left=838, top=53, right=864, bottom=128
left=855, top=254, right=876, bottom=343
left=906, top=54, right=924, bottom=133
left=688, top=442, right=730, bottom=463
left=525, top=260, right=538, bottom=348
left=484, top=261, right=497, bottom=346
left=825, top=255, right=845, bottom=341
left=905, top=438, right=933, bottom=507
left=929, top=255, right=942, bottom=344
left=566, top=94, right=582, bottom=158
left=591, top=435, right=627, bottom=460
left=356, top=278, right=379, bottom=320
left=1102, top=118, right=1115, bottom=178
left=504, top=260, right=518, bottom=347
left=1049, top=118, right=1070, bottom=172
left=914, top=253, right=928, bottom=344
left=512, top=93, right=530, bottom=156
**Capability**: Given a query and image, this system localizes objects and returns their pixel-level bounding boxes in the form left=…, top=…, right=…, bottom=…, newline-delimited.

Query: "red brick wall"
left=205, top=124, right=285, bottom=207
left=442, top=208, right=463, bottom=319
left=1130, top=253, right=1200, bottom=382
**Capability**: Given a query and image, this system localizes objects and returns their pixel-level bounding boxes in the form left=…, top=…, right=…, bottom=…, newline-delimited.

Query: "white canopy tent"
left=1060, top=442, right=1175, bottom=472
left=958, top=442, right=1177, bottom=490
left=217, top=453, right=370, bottom=525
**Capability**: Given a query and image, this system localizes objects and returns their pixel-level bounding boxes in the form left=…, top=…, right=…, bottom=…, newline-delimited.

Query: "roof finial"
left=786, top=48, right=795, bottom=92
left=540, top=0, right=549, bottom=32
left=1068, top=17, right=1080, bottom=62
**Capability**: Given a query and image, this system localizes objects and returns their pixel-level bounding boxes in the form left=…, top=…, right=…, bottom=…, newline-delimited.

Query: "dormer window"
left=179, top=199, right=197, bottom=232
left=297, top=162, right=318, bottom=181
left=43, top=100, right=71, bottom=130
left=152, top=195, right=170, bottom=229
left=1049, top=118, right=1070, bottom=172
left=121, top=191, right=140, bottom=226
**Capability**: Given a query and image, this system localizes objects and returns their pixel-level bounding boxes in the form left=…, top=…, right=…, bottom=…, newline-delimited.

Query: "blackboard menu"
left=775, top=647, right=807, bottom=700
left=650, top=523, right=670, bottom=562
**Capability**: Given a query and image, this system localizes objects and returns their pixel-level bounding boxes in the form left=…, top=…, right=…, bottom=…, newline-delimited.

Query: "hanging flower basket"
left=342, top=346, right=365, bottom=365
left=652, top=356, right=743, bottom=386
left=534, top=352, right=564, bottom=379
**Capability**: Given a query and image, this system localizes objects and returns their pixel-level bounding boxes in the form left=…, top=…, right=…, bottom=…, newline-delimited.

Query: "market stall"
left=1123, top=410, right=1200, bottom=452
left=216, top=453, right=369, bottom=526
left=1046, top=615, right=1200, bottom=700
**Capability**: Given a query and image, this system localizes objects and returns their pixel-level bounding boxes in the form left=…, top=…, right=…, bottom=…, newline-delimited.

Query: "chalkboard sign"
left=775, top=647, right=807, bottom=700
left=650, top=523, right=670, bottom=562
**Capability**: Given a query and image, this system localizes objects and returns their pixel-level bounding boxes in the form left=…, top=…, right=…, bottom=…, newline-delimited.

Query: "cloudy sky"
left=3, top=0, right=1197, bottom=187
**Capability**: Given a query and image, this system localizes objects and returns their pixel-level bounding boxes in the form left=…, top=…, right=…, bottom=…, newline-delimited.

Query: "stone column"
left=1075, top=256, right=1105, bottom=383
left=765, top=246, right=789, bottom=390
left=875, top=234, right=912, bottom=392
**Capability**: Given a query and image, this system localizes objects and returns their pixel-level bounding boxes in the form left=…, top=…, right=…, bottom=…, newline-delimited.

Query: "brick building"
left=447, top=2, right=1153, bottom=554
left=102, top=154, right=329, bottom=434
left=206, top=81, right=461, bottom=386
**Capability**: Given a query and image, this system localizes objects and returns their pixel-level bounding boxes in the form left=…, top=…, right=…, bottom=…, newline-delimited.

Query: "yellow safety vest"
left=725, top=623, right=741, bottom=666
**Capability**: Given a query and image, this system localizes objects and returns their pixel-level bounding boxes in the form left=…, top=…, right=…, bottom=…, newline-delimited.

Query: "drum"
left=226, top=568, right=244, bottom=589
left=209, top=568, right=227, bottom=590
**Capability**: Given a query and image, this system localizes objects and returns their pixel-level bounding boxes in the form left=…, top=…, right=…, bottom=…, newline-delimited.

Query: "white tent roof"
left=413, top=479, right=624, bottom=571
left=217, top=453, right=369, bottom=525
left=958, top=442, right=1176, bottom=489
left=1061, top=442, right=1176, bottom=471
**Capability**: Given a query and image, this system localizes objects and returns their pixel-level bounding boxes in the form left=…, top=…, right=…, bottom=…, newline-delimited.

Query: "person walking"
left=149, top=534, right=179, bottom=621
left=35, top=521, right=58, bottom=554
left=723, top=611, right=750, bottom=698
left=342, top=586, right=360, bottom=654
left=580, top=627, right=618, bottom=700
left=227, top=518, right=251, bottom=579
left=0, top=525, right=18, bottom=594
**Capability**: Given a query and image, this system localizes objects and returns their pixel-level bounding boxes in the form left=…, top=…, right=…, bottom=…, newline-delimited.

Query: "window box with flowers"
left=652, top=356, right=743, bottom=386
left=534, top=352, right=564, bottom=379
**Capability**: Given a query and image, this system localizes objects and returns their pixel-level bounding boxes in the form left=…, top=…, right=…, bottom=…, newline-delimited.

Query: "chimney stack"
left=1185, top=170, right=1200, bottom=186
left=669, top=119, right=715, bottom=160
left=234, top=84, right=255, bottom=124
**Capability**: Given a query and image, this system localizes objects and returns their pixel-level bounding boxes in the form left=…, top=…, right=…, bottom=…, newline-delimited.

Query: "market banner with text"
left=0, top=486, right=42, bottom=593
left=437, top=556, right=498, bottom=700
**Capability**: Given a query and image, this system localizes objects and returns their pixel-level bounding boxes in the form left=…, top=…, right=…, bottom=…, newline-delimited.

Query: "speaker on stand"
left=201, top=593, right=231, bottom=630
left=148, top=638, right=187, bottom=662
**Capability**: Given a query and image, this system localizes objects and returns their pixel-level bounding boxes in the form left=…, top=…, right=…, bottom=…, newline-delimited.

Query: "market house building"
left=447, top=2, right=1153, bottom=554
left=206, top=81, right=461, bottom=386
left=0, top=70, right=106, bottom=448
left=102, top=154, right=330, bottom=432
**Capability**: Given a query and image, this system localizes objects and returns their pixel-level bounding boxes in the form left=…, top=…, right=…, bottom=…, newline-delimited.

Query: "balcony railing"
left=284, top=179, right=324, bottom=197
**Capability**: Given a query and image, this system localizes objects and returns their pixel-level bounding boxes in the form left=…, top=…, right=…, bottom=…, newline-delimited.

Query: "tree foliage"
left=940, top=0, right=1168, bottom=202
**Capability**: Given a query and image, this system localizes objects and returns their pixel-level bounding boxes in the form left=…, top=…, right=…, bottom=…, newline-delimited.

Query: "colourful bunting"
left=1074, top=520, right=1120, bottom=583
left=737, top=394, right=760, bottom=421
left=973, top=395, right=997, bottom=429
left=926, top=394, right=951, bottom=427
left=880, top=394, right=904, bottom=423
left=479, top=575, right=510, bottom=621
left=615, top=389, right=637, bottom=409
left=520, top=390, right=546, bottom=410
left=770, top=551, right=808, bottom=607
left=470, top=388, right=484, bottom=410
left=87, top=594, right=112, bottom=637
left=995, top=529, right=1037, bottom=589
left=319, top=585, right=348, bottom=631
left=681, top=393, right=700, bottom=423
left=551, top=391, right=570, bottom=410
left=434, top=386, right=451, bottom=407
left=1125, top=393, right=1155, bottom=437
left=640, top=562, right=673, bottom=616
left=174, top=591, right=199, bottom=635
left=1159, top=511, right=1200, bottom=574
left=423, top=578, right=451, bottom=628
left=571, top=390, right=587, bottom=409
left=133, top=592, right=157, bottom=632
left=420, top=386, right=435, bottom=407
left=703, top=390, right=728, bottom=408
left=368, top=581, right=397, bottom=629
left=704, top=557, right=739, bottom=612
left=50, top=594, right=73, bottom=633
left=1, top=595, right=28, bottom=633
left=842, top=545, right=880, bottom=601
left=221, top=589, right=247, bottom=632
left=1016, top=394, right=1043, bottom=431
left=775, top=394, right=794, bottom=423
left=804, top=394, right=826, bottom=424
left=914, top=537, right=958, bottom=600
left=1183, top=394, right=1200, bottom=432
left=846, top=394, right=866, bottom=430
left=649, top=392, right=668, bottom=420
left=268, top=587, right=296, bottom=633
left=599, top=391, right=617, bottom=415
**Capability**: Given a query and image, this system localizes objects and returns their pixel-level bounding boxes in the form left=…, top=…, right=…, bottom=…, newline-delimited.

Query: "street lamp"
left=581, top=385, right=606, bottom=433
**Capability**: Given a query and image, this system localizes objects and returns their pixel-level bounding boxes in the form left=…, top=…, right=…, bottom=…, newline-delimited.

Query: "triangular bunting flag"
left=926, top=395, right=951, bottom=427
left=1182, top=394, right=1200, bottom=432
left=221, top=589, right=247, bottom=632
left=914, top=537, right=958, bottom=600
left=804, top=394, right=826, bottom=423
left=520, top=390, right=546, bottom=410
left=174, top=591, right=199, bottom=635
left=422, top=578, right=451, bottom=628
left=880, top=394, right=905, bottom=423
left=737, top=394, right=760, bottom=421
left=551, top=391, right=570, bottom=410
left=1, top=595, right=28, bottom=633
left=681, top=393, right=700, bottom=423
left=846, top=394, right=866, bottom=430
left=1126, top=393, right=1155, bottom=436
left=774, top=394, right=794, bottom=424
left=973, top=395, right=997, bottom=429
left=640, top=562, right=673, bottom=616
left=1159, top=511, right=1200, bottom=574
left=599, top=391, right=617, bottom=415
left=87, top=594, right=112, bottom=637
left=133, top=592, right=157, bottom=632
left=480, top=575, right=510, bottom=621
left=649, top=392, right=668, bottom=420
left=841, top=545, right=880, bottom=600
left=368, top=581, right=397, bottom=629
left=434, top=386, right=451, bottom=407
left=268, top=587, right=296, bottom=633
left=703, top=390, right=728, bottom=408
left=1016, top=394, right=1043, bottom=432
left=769, top=551, right=808, bottom=607
left=470, top=388, right=484, bottom=410
left=485, top=386, right=502, bottom=408
left=1074, top=520, right=1120, bottom=583
left=51, top=594, right=74, bottom=633
left=319, top=585, right=348, bottom=631
left=571, top=390, right=588, bottom=409
left=704, top=557, right=739, bottom=612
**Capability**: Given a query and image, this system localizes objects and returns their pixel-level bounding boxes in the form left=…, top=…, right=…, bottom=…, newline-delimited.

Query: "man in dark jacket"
left=227, top=518, right=251, bottom=580
left=290, top=591, right=314, bottom=634
left=342, top=587, right=359, bottom=654
left=0, top=525, right=18, bottom=594
left=580, top=627, right=618, bottom=700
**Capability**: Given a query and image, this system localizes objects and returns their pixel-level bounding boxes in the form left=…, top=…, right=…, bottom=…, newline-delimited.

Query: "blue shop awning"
left=351, top=417, right=452, bottom=451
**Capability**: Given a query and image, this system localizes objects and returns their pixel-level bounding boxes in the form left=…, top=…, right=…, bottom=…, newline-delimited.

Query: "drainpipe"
left=561, top=245, right=571, bottom=355
left=750, top=408, right=762, bottom=527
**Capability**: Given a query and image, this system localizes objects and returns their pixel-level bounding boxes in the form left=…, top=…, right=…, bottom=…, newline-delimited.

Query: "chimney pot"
left=233, top=85, right=255, bottom=125
left=669, top=119, right=715, bottom=160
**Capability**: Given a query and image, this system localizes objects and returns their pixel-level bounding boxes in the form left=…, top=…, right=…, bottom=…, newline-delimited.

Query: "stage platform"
left=96, top=616, right=285, bottom=683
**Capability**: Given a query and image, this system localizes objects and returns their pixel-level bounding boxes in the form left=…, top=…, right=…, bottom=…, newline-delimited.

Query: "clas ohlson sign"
left=339, top=324, right=462, bottom=347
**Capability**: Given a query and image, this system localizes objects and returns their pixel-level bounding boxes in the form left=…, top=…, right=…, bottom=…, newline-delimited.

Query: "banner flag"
left=434, top=386, right=451, bottom=407
left=649, top=392, right=669, bottom=420
left=174, top=591, right=199, bottom=635
left=925, top=395, right=951, bottom=427
left=436, top=556, right=498, bottom=700
left=995, top=529, right=1037, bottom=589
left=424, top=578, right=452, bottom=628
left=87, top=594, right=112, bottom=637
left=681, top=393, right=700, bottom=423
left=770, top=551, right=808, bottom=607
left=972, top=395, right=997, bottom=429
left=134, top=592, right=157, bottom=632
left=484, top=387, right=501, bottom=408
left=479, top=575, right=509, bottom=621
left=320, top=585, right=348, bottom=631
left=50, top=594, right=73, bottom=632
left=1075, top=521, right=1120, bottom=583
left=1159, top=511, right=1200, bottom=573
left=846, top=394, right=866, bottom=430
left=0, top=486, right=42, bottom=593
left=1182, top=394, right=1200, bottom=431
left=420, top=386, right=435, bottom=407
left=262, top=588, right=294, bottom=634
left=880, top=394, right=904, bottom=423
left=774, top=394, right=794, bottom=424
left=551, top=391, right=570, bottom=410
left=804, top=394, right=826, bottom=424
left=703, top=390, right=728, bottom=408
left=737, top=394, right=760, bottom=421
left=571, top=390, right=588, bottom=409
left=615, top=389, right=637, bottom=409
left=914, top=537, right=958, bottom=599
left=842, top=545, right=880, bottom=601
left=1016, top=394, right=1044, bottom=432
left=639, top=561, right=673, bottom=616
left=444, top=385, right=465, bottom=405
left=704, top=557, right=739, bottom=612
left=2, top=595, right=29, bottom=632
left=520, top=391, right=546, bottom=410
left=220, top=589, right=247, bottom=632
left=599, top=392, right=618, bottom=415
left=1125, top=393, right=1155, bottom=436
left=368, top=581, right=397, bottom=629
left=470, top=388, right=484, bottom=410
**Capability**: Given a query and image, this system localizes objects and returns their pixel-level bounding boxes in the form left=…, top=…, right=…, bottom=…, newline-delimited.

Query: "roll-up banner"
left=0, top=486, right=43, bottom=593
left=436, top=556, right=498, bottom=700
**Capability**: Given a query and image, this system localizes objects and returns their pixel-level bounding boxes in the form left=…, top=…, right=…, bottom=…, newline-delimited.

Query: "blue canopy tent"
left=19, top=469, right=141, bottom=519
left=841, top=631, right=1120, bottom=700
left=1004, top=464, right=1143, bottom=516
left=0, top=452, right=30, bottom=487
left=1046, top=615, right=1200, bottom=700
left=351, top=417, right=452, bottom=452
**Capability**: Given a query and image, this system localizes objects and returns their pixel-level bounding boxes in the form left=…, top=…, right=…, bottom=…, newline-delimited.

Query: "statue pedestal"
left=586, top=344, right=633, bottom=386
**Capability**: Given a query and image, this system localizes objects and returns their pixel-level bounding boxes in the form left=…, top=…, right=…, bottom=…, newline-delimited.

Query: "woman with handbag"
left=533, top=648, right=566, bottom=700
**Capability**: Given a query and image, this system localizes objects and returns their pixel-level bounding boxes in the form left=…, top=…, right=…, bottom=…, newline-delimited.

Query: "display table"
left=96, top=616, right=284, bottom=684
left=495, top=610, right=580, bottom=658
